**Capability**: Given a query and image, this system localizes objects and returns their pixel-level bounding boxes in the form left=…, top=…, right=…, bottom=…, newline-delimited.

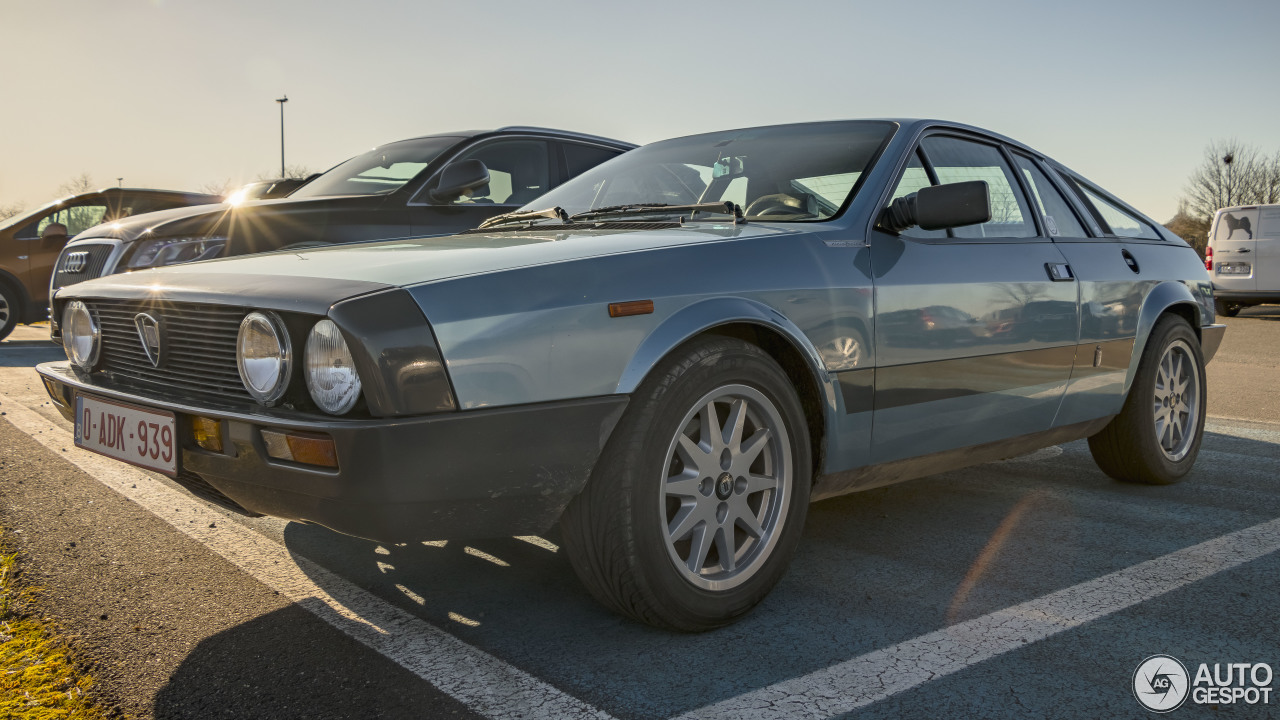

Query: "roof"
left=388, top=127, right=635, bottom=150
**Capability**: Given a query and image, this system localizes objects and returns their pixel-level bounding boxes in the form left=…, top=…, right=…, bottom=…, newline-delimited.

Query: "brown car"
left=0, top=187, right=221, bottom=339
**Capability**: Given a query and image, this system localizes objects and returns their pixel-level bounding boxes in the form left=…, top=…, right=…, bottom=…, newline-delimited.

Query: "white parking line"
left=676, top=515, right=1280, bottom=719
left=2, top=399, right=615, bottom=720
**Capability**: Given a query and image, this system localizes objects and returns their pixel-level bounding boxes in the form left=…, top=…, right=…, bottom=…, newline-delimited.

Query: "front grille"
left=52, top=243, right=115, bottom=292
left=89, top=299, right=251, bottom=403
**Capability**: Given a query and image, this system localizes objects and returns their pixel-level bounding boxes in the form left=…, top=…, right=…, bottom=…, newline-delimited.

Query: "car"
left=1205, top=203, right=1280, bottom=316
left=49, top=127, right=635, bottom=296
left=38, top=119, right=1225, bottom=631
left=0, top=187, right=222, bottom=340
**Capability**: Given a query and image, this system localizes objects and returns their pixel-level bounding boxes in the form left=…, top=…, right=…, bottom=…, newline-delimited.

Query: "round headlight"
left=62, top=301, right=100, bottom=371
left=305, top=319, right=362, bottom=415
left=237, top=312, right=291, bottom=404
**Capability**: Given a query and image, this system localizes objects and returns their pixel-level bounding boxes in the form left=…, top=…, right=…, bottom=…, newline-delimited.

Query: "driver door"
left=869, top=134, right=1079, bottom=463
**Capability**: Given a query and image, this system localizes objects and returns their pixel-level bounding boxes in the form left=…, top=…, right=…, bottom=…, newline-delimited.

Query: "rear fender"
left=1126, top=281, right=1203, bottom=395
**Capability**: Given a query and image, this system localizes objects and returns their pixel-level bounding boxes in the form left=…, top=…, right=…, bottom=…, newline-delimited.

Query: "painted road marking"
left=1, top=399, right=615, bottom=720
left=675, top=515, right=1280, bottom=719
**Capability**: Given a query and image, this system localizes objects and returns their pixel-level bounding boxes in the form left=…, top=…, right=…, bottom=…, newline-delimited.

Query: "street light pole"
left=1222, top=152, right=1234, bottom=208
left=276, top=95, right=289, bottom=178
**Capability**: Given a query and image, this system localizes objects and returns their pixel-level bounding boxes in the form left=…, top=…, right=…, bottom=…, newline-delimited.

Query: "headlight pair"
left=236, top=312, right=363, bottom=415
left=126, top=236, right=227, bottom=269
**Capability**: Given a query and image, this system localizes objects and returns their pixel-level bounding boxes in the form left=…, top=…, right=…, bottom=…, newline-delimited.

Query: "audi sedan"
left=38, top=119, right=1224, bottom=631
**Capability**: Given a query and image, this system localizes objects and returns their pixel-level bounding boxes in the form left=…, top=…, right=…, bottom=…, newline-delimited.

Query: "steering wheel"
left=743, top=194, right=810, bottom=217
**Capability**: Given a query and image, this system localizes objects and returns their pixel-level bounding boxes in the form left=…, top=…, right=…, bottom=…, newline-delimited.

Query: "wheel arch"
left=614, top=297, right=836, bottom=479
left=1125, top=282, right=1203, bottom=395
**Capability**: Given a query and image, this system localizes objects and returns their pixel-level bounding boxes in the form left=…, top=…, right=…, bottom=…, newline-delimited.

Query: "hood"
left=64, top=223, right=798, bottom=302
left=68, top=195, right=375, bottom=243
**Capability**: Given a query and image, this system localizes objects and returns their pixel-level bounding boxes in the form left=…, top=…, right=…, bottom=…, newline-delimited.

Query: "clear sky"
left=2, top=0, right=1277, bottom=222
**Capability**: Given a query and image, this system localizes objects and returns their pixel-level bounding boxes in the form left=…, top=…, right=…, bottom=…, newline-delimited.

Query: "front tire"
left=0, top=281, right=20, bottom=341
left=1088, top=315, right=1206, bottom=484
left=560, top=336, right=811, bottom=631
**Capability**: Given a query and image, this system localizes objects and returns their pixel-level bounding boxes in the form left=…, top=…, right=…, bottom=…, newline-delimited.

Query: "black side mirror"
left=429, top=160, right=491, bottom=203
left=880, top=180, right=991, bottom=234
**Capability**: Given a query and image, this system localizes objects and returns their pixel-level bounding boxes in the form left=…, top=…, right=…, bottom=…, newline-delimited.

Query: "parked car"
left=0, top=187, right=221, bottom=340
left=1205, top=203, right=1280, bottom=316
left=49, top=127, right=635, bottom=297
left=39, top=119, right=1224, bottom=631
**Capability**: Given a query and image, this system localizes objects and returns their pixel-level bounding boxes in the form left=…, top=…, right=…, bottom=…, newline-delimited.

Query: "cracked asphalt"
left=1, top=310, right=1278, bottom=719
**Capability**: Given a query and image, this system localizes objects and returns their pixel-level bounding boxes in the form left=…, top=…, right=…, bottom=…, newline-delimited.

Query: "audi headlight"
left=305, top=320, right=362, bottom=415
left=237, top=312, right=291, bottom=404
left=126, top=236, right=227, bottom=269
left=61, top=300, right=100, bottom=371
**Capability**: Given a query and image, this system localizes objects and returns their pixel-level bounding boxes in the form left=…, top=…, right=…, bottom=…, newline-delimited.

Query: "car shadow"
left=157, top=428, right=1280, bottom=719
left=151, top=604, right=475, bottom=719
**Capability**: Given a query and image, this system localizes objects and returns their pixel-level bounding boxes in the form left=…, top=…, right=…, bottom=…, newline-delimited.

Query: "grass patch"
left=1, top=541, right=115, bottom=719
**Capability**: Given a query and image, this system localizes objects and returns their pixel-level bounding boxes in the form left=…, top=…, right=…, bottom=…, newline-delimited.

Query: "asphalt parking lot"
left=1, top=312, right=1278, bottom=719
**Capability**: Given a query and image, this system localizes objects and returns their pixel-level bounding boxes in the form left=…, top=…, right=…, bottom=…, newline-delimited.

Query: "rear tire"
left=0, top=281, right=20, bottom=341
left=1088, top=315, right=1206, bottom=484
left=1214, top=298, right=1242, bottom=317
left=560, top=336, right=811, bottom=631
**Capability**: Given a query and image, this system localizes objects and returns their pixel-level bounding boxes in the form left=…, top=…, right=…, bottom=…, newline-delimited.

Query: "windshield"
left=289, top=136, right=461, bottom=198
left=520, top=121, right=894, bottom=222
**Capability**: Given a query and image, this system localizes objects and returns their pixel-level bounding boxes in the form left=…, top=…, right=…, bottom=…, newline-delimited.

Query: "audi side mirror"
left=429, top=160, right=491, bottom=203
left=880, top=181, right=991, bottom=234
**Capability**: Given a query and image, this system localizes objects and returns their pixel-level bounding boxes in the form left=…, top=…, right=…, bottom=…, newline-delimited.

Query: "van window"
left=1214, top=208, right=1259, bottom=241
left=1257, top=206, right=1280, bottom=239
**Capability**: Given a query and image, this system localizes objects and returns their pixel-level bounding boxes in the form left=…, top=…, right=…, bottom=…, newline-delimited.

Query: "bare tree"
left=1164, top=199, right=1212, bottom=257
left=1183, top=139, right=1280, bottom=221
left=199, top=179, right=233, bottom=196
left=0, top=201, right=26, bottom=221
left=57, top=172, right=96, bottom=196
left=255, top=164, right=313, bottom=182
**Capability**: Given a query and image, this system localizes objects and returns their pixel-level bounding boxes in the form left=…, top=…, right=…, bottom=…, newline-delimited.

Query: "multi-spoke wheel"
left=1089, top=315, right=1207, bottom=484
left=0, top=282, right=19, bottom=341
left=561, top=336, right=811, bottom=631
left=661, top=385, right=791, bottom=591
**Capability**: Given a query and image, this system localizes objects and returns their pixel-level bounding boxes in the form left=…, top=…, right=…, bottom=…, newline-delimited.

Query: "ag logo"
left=1134, top=655, right=1190, bottom=712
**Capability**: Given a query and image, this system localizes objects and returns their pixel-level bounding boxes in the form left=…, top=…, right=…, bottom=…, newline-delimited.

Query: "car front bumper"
left=37, top=361, right=628, bottom=542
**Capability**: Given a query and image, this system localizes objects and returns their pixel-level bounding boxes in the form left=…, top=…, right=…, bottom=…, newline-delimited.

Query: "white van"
left=1206, top=204, right=1280, bottom=316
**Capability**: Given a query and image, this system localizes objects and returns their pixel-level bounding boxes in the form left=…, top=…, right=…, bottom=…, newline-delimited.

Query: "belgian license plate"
left=1217, top=263, right=1250, bottom=275
left=74, top=394, right=177, bottom=477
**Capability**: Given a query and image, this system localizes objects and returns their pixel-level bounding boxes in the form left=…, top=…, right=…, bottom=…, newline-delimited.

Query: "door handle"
left=1238, top=248, right=1252, bottom=254
left=1045, top=262, right=1075, bottom=282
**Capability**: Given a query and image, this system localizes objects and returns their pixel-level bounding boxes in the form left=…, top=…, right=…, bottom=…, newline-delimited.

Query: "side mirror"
left=880, top=181, right=991, bottom=234
left=428, top=160, right=490, bottom=203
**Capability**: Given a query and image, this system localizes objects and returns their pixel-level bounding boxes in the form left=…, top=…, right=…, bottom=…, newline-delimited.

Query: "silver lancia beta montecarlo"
left=39, top=120, right=1225, bottom=631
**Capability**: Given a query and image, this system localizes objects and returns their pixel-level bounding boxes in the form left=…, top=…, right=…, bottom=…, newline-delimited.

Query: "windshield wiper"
left=569, top=201, right=745, bottom=224
left=478, top=206, right=570, bottom=230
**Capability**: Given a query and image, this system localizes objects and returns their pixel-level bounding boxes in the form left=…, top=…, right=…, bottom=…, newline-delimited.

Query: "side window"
left=562, top=143, right=623, bottom=179
left=920, top=136, right=1035, bottom=238
left=449, top=139, right=551, bottom=206
left=1072, top=179, right=1160, bottom=240
left=37, top=204, right=108, bottom=237
left=1012, top=155, right=1086, bottom=237
left=886, top=151, right=946, bottom=239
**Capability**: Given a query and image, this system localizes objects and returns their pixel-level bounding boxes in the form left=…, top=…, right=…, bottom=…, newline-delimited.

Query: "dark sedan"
left=50, top=127, right=634, bottom=296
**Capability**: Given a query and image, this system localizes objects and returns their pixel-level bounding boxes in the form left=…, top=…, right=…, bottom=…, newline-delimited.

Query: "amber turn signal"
left=261, top=429, right=338, bottom=468
left=608, top=300, right=654, bottom=318
left=191, top=416, right=223, bottom=452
